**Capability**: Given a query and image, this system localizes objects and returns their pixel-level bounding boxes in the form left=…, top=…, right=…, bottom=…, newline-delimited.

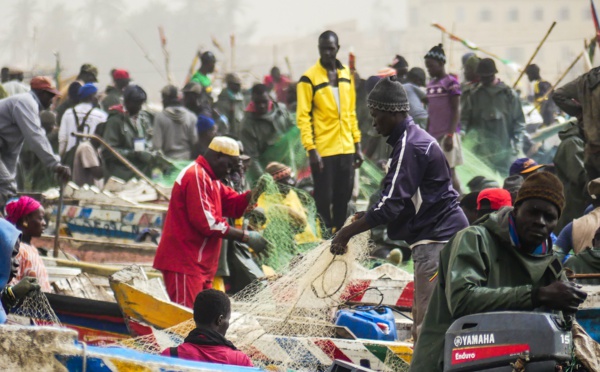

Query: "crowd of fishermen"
left=0, top=29, right=599, bottom=371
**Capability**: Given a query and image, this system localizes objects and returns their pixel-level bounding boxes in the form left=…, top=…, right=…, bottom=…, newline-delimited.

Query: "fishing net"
left=8, top=290, right=62, bottom=327
left=457, top=137, right=504, bottom=187
left=107, top=221, right=410, bottom=371
left=252, top=174, right=324, bottom=271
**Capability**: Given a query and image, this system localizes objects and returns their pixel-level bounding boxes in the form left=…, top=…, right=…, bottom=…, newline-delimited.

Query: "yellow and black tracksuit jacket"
left=296, top=60, right=361, bottom=157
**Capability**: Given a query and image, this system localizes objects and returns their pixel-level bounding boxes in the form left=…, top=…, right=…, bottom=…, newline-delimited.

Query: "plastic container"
left=335, top=307, right=397, bottom=341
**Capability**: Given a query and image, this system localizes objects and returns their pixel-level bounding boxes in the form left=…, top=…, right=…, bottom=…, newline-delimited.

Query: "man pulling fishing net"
left=153, top=137, right=270, bottom=308
left=330, top=76, right=468, bottom=342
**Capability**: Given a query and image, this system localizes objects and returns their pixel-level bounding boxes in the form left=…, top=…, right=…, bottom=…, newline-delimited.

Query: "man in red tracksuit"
left=162, top=289, right=253, bottom=367
left=153, top=137, right=268, bottom=308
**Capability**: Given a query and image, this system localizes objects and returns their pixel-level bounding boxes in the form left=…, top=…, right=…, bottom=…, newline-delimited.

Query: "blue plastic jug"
left=335, top=306, right=397, bottom=341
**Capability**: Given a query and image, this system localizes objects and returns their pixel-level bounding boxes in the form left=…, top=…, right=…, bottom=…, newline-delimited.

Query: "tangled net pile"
left=229, top=228, right=409, bottom=371
left=112, top=223, right=410, bottom=371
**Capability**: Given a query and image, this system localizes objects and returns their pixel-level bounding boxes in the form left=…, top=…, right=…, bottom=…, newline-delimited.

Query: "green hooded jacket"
left=240, top=103, right=295, bottom=184
left=102, top=106, right=154, bottom=181
left=565, top=248, right=600, bottom=285
left=461, top=82, right=525, bottom=175
left=410, top=207, right=565, bottom=372
left=215, top=89, right=245, bottom=138
left=554, top=119, right=588, bottom=232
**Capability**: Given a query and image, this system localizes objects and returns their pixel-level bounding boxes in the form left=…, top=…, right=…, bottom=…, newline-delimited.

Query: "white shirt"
left=59, top=102, right=108, bottom=156
left=331, top=87, right=341, bottom=114
left=3, top=80, right=30, bottom=96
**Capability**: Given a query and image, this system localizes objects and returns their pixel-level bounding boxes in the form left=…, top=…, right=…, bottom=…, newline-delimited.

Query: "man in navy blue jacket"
left=331, top=76, right=468, bottom=341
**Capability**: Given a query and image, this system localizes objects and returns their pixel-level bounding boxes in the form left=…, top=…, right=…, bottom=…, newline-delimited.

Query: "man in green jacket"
left=553, top=118, right=588, bottom=232
left=191, top=52, right=216, bottom=94
left=240, top=84, right=295, bottom=185
left=102, top=85, right=156, bottom=181
left=553, top=66, right=600, bottom=180
left=410, top=172, right=587, bottom=372
left=565, top=227, right=600, bottom=285
left=461, top=58, right=525, bottom=176
left=215, top=73, right=245, bottom=138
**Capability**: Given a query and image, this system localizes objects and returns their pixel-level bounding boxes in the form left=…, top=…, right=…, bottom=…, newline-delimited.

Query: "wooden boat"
left=0, top=325, right=261, bottom=371
left=45, top=293, right=131, bottom=345
left=110, top=280, right=192, bottom=333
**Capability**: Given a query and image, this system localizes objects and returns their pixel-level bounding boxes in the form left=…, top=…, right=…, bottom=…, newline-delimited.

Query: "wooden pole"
left=527, top=51, right=584, bottom=115
left=158, top=26, right=173, bottom=84
left=72, top=133, right=170, bottom=201
left=449, top=22, right=456, bottom=73
left=53, top=183, right=65, bottom=258
left=285, top=56, right=293, bottom=81
left=567, top=273, right=600, bottom=279
left=184, top=49, right=201, bottom=85
left=126, top=30, right=166, bottom=81
left=513, top=21, right=557, bottom=88
left=230, top=34, right=236, bottom=72
left=432, top=23, right=511, bottom=67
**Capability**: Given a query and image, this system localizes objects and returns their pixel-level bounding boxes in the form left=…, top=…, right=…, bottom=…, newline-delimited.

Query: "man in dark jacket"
left=162, top=289, right=253, bottom=366
left=102, top=85, right=154, bottom=180
left=331, top=76, right=468, bottom=341
left=240, top=83, right=295, bottom=184
left=153, top=85, right=197, bottom=160
left=553, top=67, right=600, bottom=180
left=553, top=118, right=588, bottom=231
left=215, top=73, right=245, bottom=138
left=461, top=58, right=525, bottom=175
left=410, top=172, right=587, bottom=371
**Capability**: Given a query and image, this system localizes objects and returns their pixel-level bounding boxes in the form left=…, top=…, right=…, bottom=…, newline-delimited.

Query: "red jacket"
left=161, top=343, right=254, bottom=367
left=153, top=156, right=250, bottom=277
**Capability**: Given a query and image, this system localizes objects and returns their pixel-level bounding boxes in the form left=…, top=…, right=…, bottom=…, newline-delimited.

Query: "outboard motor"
left=444, top=312, right=572, bottom=371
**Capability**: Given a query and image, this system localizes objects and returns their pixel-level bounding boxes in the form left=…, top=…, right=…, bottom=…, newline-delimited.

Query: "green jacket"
left=101, top=106, right=154, bottom=181
left=553, top=67, right=600, bottom=147
left=554, top=119, right=588, bottom=232
left=565, top=248, right=600, bottom=285
left=461, top=82, right=525, bottom=175
left=240, top=104, right=295, bottom=184
left=101, top=86, right=122, bottom=112
left=215, top=89, right=245, bottom=138
left=410, top=207, right=566, bottom=372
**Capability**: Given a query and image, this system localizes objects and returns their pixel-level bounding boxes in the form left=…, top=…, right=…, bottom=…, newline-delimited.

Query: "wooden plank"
left=52, top=274, right=115, bottom=302
left=43, top=258, right=163, bottom=279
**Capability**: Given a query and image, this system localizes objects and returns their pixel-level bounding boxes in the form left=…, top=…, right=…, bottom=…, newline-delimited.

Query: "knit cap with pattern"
left=367, top=76, right=410, bottom=112
left=425, top=44, right=446, bottom=63
left=514, top=171, right=565, bottom=216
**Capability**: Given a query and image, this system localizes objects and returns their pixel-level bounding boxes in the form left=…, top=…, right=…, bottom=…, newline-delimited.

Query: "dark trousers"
left=311, top=154, right=355, bottom=231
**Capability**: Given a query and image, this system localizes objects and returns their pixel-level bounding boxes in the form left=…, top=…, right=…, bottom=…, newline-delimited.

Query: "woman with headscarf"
left=5, top=197, right=52, bottom=292
left=0, top=218, right=40, bottom=323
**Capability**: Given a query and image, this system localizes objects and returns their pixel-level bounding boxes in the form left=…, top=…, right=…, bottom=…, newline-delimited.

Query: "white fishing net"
left=109, top=222, right=411, bottom=371
left=8, top=290, right=62, bottom=327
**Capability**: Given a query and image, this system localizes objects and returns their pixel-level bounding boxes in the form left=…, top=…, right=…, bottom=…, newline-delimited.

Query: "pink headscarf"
left=4, top=197, right=42, bottom=225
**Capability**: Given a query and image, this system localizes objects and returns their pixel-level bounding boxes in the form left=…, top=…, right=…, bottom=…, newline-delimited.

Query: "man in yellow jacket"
left=297, top=30, right=363, bottom=232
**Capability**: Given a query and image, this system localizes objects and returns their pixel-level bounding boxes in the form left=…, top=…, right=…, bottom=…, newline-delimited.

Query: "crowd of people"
left=0, top=28, right=598, bottom=370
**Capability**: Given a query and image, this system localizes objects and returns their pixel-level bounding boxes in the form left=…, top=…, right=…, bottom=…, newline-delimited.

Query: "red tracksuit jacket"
left=153, top=156, right=250, bottom=279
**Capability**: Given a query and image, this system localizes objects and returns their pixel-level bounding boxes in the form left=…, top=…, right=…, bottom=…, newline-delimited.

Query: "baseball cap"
left=112, top=69, right=130, bottom=80
left=477, top=188, right=512, bottom=211
left=79, top=63, right=98, bottom=81
left=30, top=76, right=61, bottom=95
left=509, top=158, right=545, bottom=176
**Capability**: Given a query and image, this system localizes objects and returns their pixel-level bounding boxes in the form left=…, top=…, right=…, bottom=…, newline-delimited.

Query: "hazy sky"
left=126, top=0, right=408, bottom=43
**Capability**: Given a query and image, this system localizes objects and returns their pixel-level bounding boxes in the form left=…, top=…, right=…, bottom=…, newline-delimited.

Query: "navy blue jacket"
left=365, top=117, right=468, bottom=245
